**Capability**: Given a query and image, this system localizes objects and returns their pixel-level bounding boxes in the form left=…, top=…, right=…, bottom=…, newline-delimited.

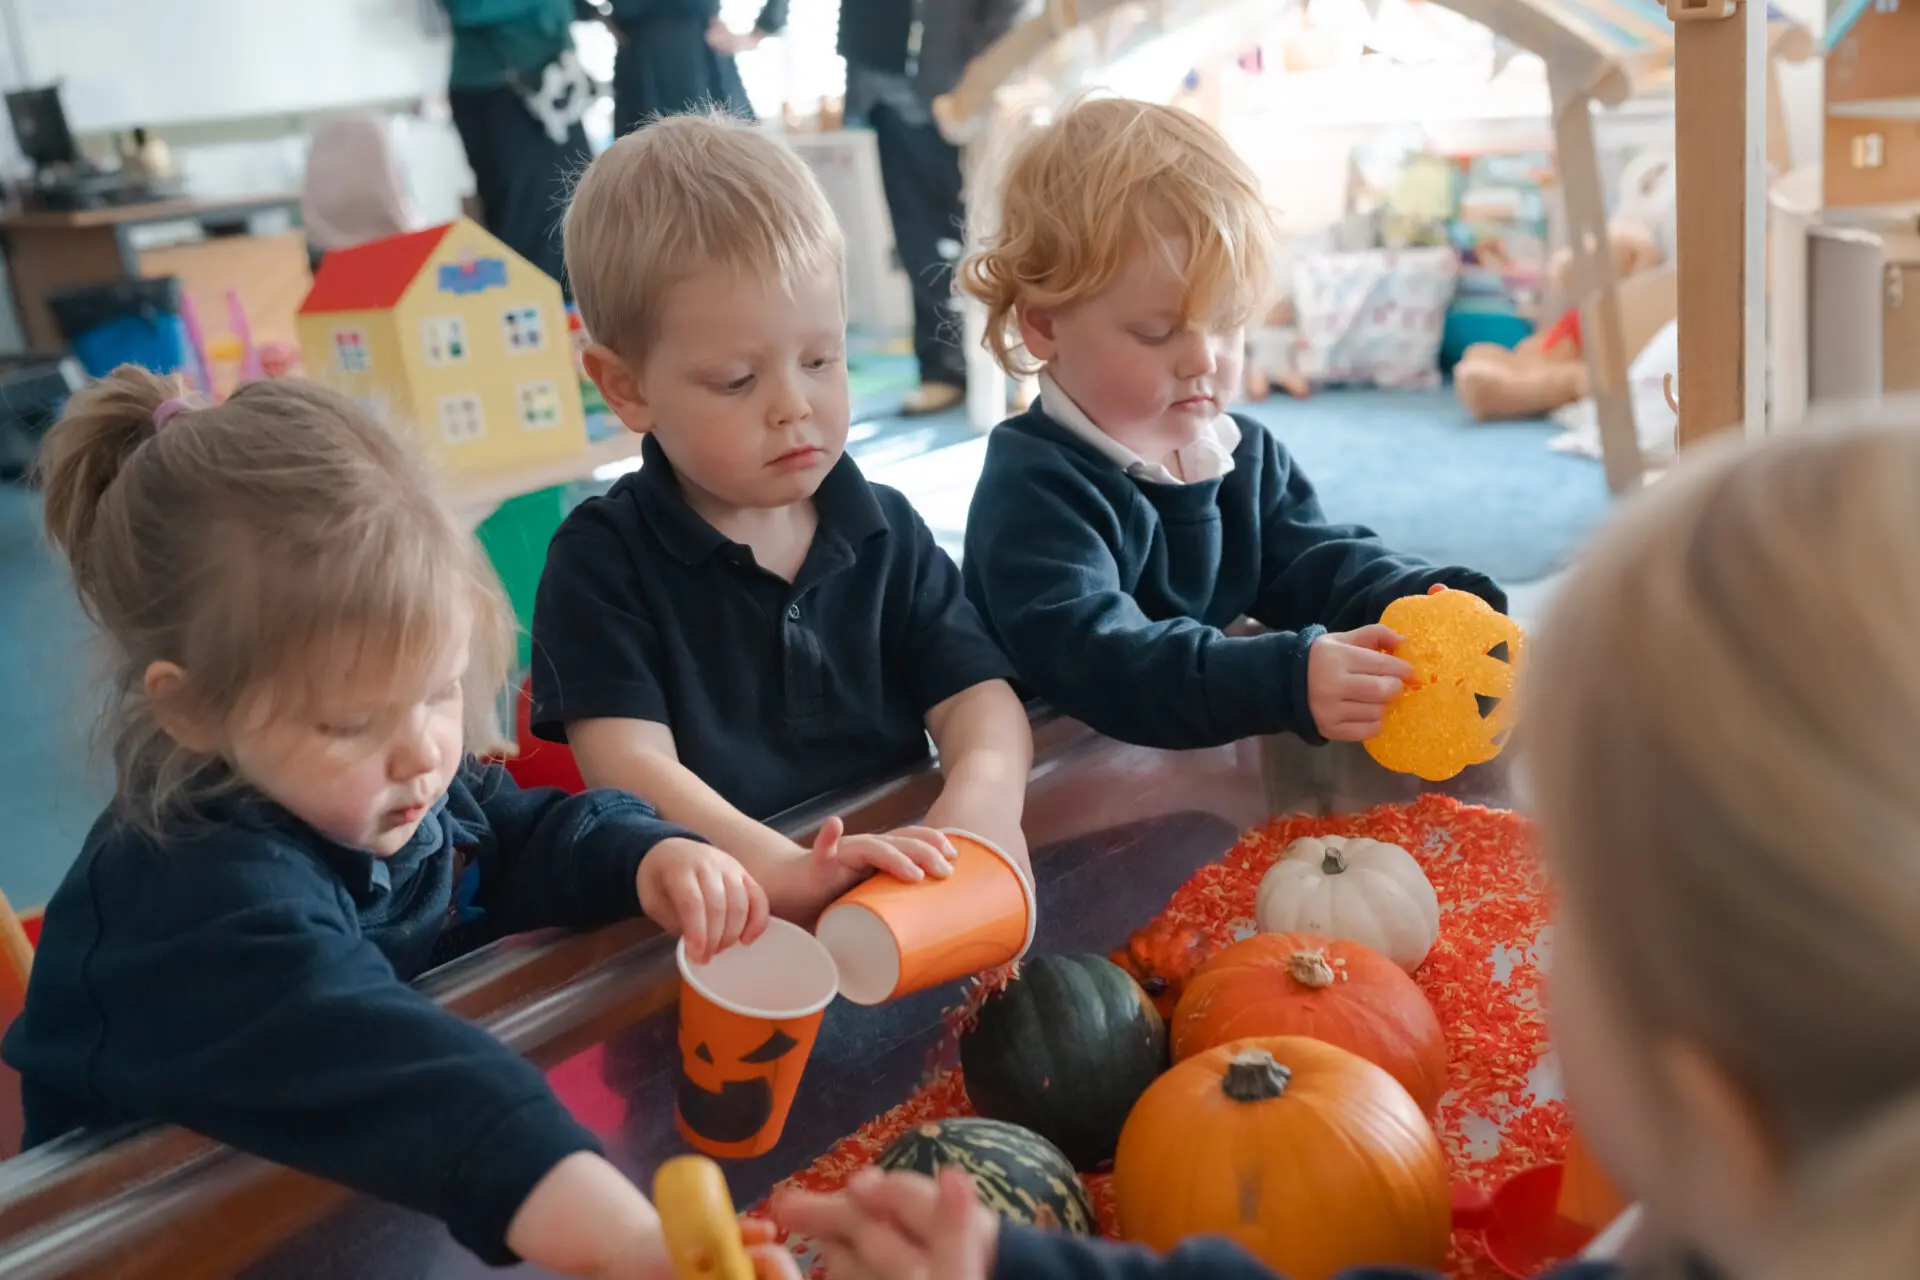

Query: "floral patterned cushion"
left=1290, top=246, right=1460, bottom=388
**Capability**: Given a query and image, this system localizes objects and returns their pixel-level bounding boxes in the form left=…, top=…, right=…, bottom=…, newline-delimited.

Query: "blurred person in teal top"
left=442, top=0, right=595, bottom=286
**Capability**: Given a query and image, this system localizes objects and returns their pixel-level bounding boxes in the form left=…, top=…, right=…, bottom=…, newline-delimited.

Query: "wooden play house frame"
left=939, top=0, right=1773, bottom=489
left=940, top=0, right=1654, bottom=493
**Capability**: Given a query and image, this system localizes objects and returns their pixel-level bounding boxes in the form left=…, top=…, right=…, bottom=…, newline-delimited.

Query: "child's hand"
left=601, top=1220, right=797, bottom=1280
left=770, top=1167, right=998, bottom=1280
left=811, top=815, right=958, bottom=887
left=1307, top=624, right=1415, bottom=741
left=741, top=1218, right=804, bottom=1280
left=638, top=837, right=771, bottom=963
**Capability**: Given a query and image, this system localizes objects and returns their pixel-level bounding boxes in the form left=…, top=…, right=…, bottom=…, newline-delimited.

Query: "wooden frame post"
left=1669, top=0, right=1768, bottom=444
left=1549, top=72, right=1642, bottom=495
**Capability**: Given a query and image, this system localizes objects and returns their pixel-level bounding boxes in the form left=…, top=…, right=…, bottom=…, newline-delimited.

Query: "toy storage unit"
left=1808, top=224, right=1920, bottom=403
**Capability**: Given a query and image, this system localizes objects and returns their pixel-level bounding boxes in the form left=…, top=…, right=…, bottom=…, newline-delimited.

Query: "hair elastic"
left=153, top=396, right=193, bottom=428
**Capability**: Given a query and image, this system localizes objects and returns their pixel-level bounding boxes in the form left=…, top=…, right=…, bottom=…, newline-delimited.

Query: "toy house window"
left=422, top=317, right=468, bottom=366
left=503, top=306, right=546, bottom=353
left=437, top=394, right=486, bottom=445
left=1852, top=132, right=1886, bottom=169
left=517, top=380, right=562, bottom=429
left=333, top=330, right=371, bottom=373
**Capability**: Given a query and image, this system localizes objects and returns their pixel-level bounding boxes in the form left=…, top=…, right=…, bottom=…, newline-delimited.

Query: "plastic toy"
left=295, top=218, right=588, bottom=478
left=1366, top=586, right=1525, bottom=782
left=653, top=1155, right=754, bottom=1280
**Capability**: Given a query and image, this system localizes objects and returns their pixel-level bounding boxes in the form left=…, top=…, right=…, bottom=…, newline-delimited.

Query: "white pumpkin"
left=1254, top=835, right=1440, bottom=971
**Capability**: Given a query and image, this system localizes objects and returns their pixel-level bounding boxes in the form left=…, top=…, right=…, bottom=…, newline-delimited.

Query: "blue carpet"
left=1228, top=389, right=1606, bottom=585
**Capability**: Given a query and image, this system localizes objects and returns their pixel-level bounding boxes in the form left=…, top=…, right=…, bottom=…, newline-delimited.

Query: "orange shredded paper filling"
left=748, top=794, right=1564, bottom=1280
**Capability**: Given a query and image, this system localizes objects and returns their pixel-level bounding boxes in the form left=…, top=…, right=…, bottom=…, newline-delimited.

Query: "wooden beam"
left=1669, top=0, right=1768, bottom=444
left=1550, top=74, right=1642, bottom=494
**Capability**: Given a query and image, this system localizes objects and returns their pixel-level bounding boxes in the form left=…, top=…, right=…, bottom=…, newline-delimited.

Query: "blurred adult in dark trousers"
left=842, top=0, right=1026, bottom=416
left=603, top=0, right=789, bottom=136
left=441, top=0, right=595, bottom=286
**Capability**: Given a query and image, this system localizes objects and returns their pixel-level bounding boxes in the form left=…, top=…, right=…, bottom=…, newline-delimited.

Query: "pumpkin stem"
left=1288, top=949, right=1338, bottom=989
left=1320, top=847, right=1348, bottom=875
left=1221, top=1050, right=1292, bottom=1102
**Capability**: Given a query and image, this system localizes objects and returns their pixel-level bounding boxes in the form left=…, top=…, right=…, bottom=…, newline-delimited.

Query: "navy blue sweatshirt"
left=993, top=1228, right=1624, bottom=1280
left=962, top=409, right=1507, bottom=750
left=1, top=760, right=694, bottom=1265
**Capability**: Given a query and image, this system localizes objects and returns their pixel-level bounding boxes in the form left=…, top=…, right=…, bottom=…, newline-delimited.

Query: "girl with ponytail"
left=7, top=366, right=786, bottom=1279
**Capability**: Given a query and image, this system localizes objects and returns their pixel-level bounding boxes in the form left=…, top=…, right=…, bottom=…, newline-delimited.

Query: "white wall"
left=1774, top=0, right=1826, bottom=172
left=0, top=0, right=448, bottom=134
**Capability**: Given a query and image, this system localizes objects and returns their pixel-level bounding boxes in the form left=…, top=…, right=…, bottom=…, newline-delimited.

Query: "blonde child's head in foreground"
left=1527, top=419, right=1920, bottom=1276
left=960, top=96, right=1275, bottom=466
left=566, top=113, right=849, bottom=517
left=39, top=368, right=512, bottom=855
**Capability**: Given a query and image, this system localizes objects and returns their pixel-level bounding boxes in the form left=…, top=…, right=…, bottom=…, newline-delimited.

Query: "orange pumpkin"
left=1109, top=919, right=1216, bottom=1022
left=1169, top=933, right=1447, bottom=1115
left=1114, top=1038, right=1450, bottom=1280
left=1365, top=585, right=1525, bottom=782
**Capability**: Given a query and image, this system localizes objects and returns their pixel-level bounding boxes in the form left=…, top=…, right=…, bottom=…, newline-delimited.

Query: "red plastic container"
left=1453, top=1164, right=1600, bottom=1278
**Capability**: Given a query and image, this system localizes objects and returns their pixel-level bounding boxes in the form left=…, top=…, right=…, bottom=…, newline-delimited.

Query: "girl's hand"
left=638, top=838, right=771, bottom=963
left=811, top=816, right=958, bottom=887
left=770, top=1168, right=998, bottom=1280
left=1306, top=624, right=1414, bottom=742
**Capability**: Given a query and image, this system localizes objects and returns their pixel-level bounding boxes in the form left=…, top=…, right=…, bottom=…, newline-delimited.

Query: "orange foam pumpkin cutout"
left=1365, top=586, right=1525, bottom=782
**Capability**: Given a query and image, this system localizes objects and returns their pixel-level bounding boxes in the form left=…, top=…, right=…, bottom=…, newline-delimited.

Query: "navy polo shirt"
left=530, top=435, right=1016, bottom=820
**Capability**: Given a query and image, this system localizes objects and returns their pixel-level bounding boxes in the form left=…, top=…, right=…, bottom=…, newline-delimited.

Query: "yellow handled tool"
left=654, top=1155, right=755, bottom=1280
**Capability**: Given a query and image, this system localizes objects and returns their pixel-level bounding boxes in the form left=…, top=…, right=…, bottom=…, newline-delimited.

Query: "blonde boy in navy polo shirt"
left=531, top=114, right=1033, bottom=925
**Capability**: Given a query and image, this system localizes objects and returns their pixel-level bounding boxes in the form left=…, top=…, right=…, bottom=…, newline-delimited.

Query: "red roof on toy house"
left=299, top=223, right=458, bottom=315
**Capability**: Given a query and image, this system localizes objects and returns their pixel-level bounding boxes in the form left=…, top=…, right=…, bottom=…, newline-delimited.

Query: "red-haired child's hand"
left=1307, top=624, right=1414, bottom=741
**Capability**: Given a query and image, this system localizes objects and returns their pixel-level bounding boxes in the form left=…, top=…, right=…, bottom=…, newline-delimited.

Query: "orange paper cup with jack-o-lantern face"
left=813, top=829, right=1036, bottom=1006
left=675, top=917, right=839, bottom=1160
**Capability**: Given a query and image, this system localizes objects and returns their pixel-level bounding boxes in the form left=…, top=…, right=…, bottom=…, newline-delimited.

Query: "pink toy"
left=225, top=290, right=264, bottom=384
left=177, top=292, right=213, bottom=396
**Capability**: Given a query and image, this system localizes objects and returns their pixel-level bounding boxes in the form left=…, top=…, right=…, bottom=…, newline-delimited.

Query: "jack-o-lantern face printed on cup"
left=676, top=1022, right=809, bottom=1147
left=1365, top=586, right=1525, bottom=783
left=674, top=918, right=839, bottom=1160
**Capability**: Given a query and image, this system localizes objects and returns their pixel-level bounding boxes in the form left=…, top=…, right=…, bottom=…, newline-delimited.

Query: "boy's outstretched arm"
left=1251, top=433, right=1506, bottom=635
left=774, top=1168, right=1304, bottom=1280
left=920, top=678, right=1034, bottom=876
left=568, top=718, right=956, bottom=922
left=968, top=479, right=1325, bottom=749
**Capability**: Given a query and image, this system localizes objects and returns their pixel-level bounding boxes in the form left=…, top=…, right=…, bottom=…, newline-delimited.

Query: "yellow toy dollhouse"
left=296, top=218, right=587, bottom=477
left=1823, top=0, right=1920, bottom=210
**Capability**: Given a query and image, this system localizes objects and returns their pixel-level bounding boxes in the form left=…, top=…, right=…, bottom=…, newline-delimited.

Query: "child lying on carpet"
left=956, top=96, right=1505, bottom=753
left=772, top=420, right=1920, bottom=1277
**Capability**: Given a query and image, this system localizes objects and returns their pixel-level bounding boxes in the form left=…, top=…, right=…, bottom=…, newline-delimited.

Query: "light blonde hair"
left=1526, top=415, right=1920, bottom=1276
left=958, top=95, right=1276, bottom=377
left=563, top=111, right=845, bottom=361
left=37, top=366, right=514, bottom=832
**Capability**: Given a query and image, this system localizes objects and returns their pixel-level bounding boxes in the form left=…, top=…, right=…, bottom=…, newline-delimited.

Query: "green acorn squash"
left=874, top=1117, right=1096, bottom=1234
left=958, top=953, right=1168, bottom=1170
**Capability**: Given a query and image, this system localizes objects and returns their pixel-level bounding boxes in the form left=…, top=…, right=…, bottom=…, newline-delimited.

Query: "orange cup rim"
left=675, top=916, right=840, bottom=1020
left=937, top=827, right=1036, bottom=960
